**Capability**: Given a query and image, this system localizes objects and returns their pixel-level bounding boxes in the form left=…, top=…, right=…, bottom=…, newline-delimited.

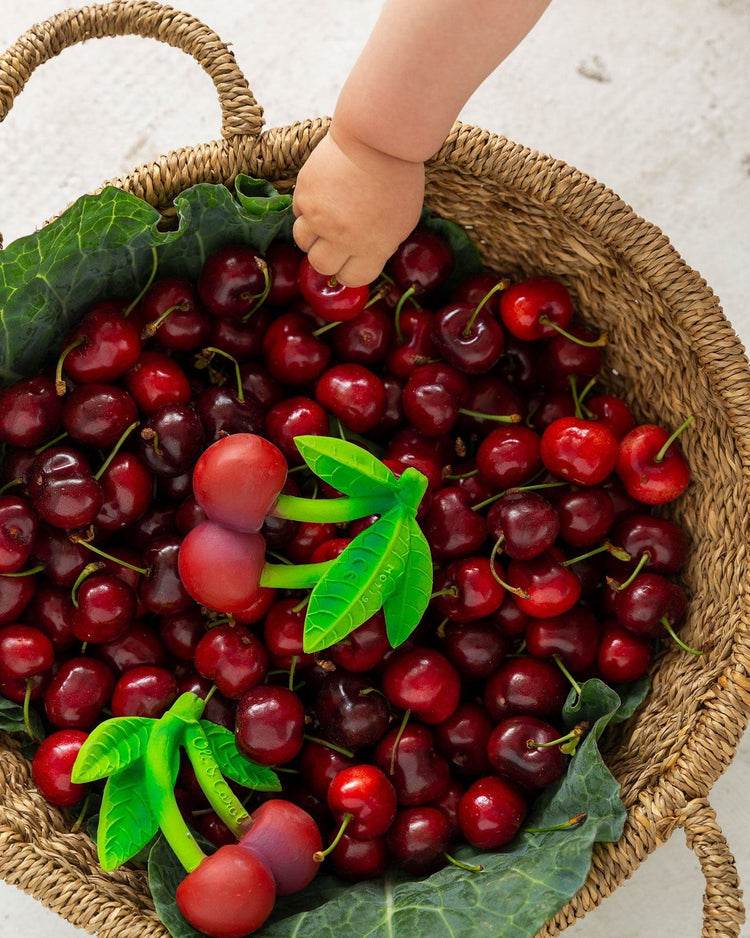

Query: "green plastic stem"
left=270, top=492, right=392, bottom=524
left=184, top=724, right=252, bottom=837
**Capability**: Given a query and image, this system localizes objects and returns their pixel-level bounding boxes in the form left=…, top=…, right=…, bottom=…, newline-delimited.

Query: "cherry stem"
left=606, top=550, right=650, bottom=591
left=199, top=347, right=245, bottom=402
left=0, top=478, right=23, bottom=495
left=312, top=320, right=340, bottom=338
left=462, top=279, right=509, bottom=336
left=562, top=541, right=631, bottom=567
left=471, top=481, right=567, bottom=513
left=23, top=678, right=42, bottom=742
left=393, top=285, right=418, bottom=344
left=539, top=315, right=607, bottom=347
left=70, top=792, right=91, bottom=832
left=141, top=301, right=189, bottom=339
left=123, top=246, right=159, bottom=318
left=553, top=654, right=582, bottom=698
left=95, top=421, right=139, bottom=481
left=71, top=561, right=106, bottom=607
left=302, top=734, right=355, bottom=759
left=55, top=335, right=85, bottom=395
left=524, top=813, right=587, bottom=834
left=489, top=538, right=529, bottom=599
left=661, top=615, right=703, bottom=655
left=69, top=537, right=148, bottom=575
left=527, top=722, right=589, bottom=755
left=389, top=708, right=411, bottom=776
left=442, top=468, right=479, bottom=481
left=443, top=851, right=484, bottom=872
left=313, top=812, right=352, bottom=862
left=241, top=258, right=271, bottom=320
left=654, top=415, right=695, bottom=463
left=34, top=431, right=69, bottom=454
left=0, top=564, right=45, bottom=577
left=457, top=408, right=521, bottom=424
left=430, top=587, right=459, bottom=600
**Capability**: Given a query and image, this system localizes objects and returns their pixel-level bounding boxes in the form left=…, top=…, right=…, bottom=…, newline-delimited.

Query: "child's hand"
left=292, top=127, right=425, bottom=288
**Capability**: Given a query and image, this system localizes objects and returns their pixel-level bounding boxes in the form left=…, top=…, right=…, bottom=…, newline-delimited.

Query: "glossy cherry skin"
left=60, top=383, right=138, bottom=448
left=433, top=701, right=494, bottom=777
left=476, top=425, right=542, bottom=489
left=298, top=257, right=369, bottom=321
left=313, top=670, right=391, bottom=749
left=326, top=610, right=391, bottom=673
left=135, top=402, right=205, bottom=478
left=262, top=598, right=317, bottom=670
left=239, top=799, right=322, bottom=895
left=235, top=684, right=305, bottom=766
left=616, top=423, right=691, bottom=505
left=209, top=308, right=273, bottom=363
left=540, top=416, right=619, bottom=486
left=0, top=374, right=63, bottom=448
left=554, top=485, right=615, bottom=548
left=262, top=309, right=332, bottom=386
left=110, top=665, right=179, bottom=718
left=386, top=806, right=451, bottom=875
left=458, top=775, right=527, bottom=849
left=94, top=451, right=153, bottom=532
left=265, top=240, right=304, bottom=306
left=597, top=623, right=653, bottom=683
left=402, top=361, right=469, bottom=436
left=315, top=363, right=387, bottom=433
left=193, top=623, right=269, bottom=699
left=192, top=433, right=288, bottom=534
left=420, top=486, right=487, bottom=562
left=329, top=833, right=388, bottom=882
left=432, top=302, right=505, bottom=374
left=499, top=277, right=574, bottom=341
left=140, top=276, right=212, bottom=351
left=432, top=556, right=506, bottom=624
left=506, top=552, right=582, bottom=619
left=264, top=396, right=330, bottom=465
left=27, top=446, right=103, bottom=529
left=0, top=623, right=55, bottom=682
left=31, top=729, right=90, bottom=807
left=140, top=535, right=194, bottom=616
left=487, top=715, right=568, bottom=791
left=456, top=374, right=526, bottom=438
left=539, top=321, right=604, bottom=390
left=71, top=573, right=137, bottom=644
left=373, top=723, right=451, bottom=806
left=330, top=302, right=395, bottom=365
left=438, top=619, right=507, bottom=682
left=586, top=394, right=636, bottom=441
left=388, top=227, right=453, bottom=296
left=298, top=739, right=357, bottom=803
left=123, top=350, right=192, bottom=415
left=525, top=605, right=600, bottom=673
left=381, top=646, right=462, bottom=724
left=43, top=656, right=116, bottom=730
left=0, top=494, right=38, bottom=573
left=60, top=301, right=141, bottom=384
left=613, top=572, right=688, bottom=639
left=487, top=490, right=560, bottom=560
left=327, top=764, right=398, bottom=839
left=484, top=655, right=570, bottom=723
left=385, top=307, right=439, bottom=379
left=175, top=843, right=276, bottom=938
left=198, top=243, right=268, bottom=321
left=609, top=513, right=689, bottom=575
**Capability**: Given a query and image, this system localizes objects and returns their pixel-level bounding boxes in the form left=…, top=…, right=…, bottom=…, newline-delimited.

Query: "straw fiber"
left=1, top=3, right=749, bottom=937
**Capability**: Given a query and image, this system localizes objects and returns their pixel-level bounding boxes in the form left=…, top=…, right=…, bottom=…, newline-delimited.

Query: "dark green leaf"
left=381, top=516, right=434, bottom=647
left=0, top=176, right=294, bottom=387
left=97, top=761, right=159, bottom=871
left=256, top=678, right=628, bottom=938
left=71, top=716, right=153, bottom=783
left=294, top=435, right=397, bottom=498
left=199, top=721, right=281, bottom=791
left=0, top=694, right=44, bottom=740
left=609, top=675, right=651, bottom=724
left=303, top=507, right=411, bottom=653
left=148, top=830, right=217, bottom=938
left=420, top=208, right=484, bottom=295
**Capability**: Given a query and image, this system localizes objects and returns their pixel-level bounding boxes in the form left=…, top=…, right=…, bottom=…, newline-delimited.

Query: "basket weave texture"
left=2, top=3, right=750, bottom=937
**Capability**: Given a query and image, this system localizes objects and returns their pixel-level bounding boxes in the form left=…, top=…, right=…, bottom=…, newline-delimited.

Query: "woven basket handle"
left=0, top=0, right=263, bottom=139
left=679, top=798, right=745, bottom=936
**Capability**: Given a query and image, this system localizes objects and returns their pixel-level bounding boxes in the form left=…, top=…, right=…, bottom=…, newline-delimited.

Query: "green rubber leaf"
left=252, top=678, right=629, bottom=938
left=97, top=760, right=159, bottom=872
left=199, top=721, right=282, bottom=791
left=294, top=435, right=398, bottom=498
left=381, top=516, right=434, bottom=647
left=0, top=175, right=294, bottom=387
left=71, top=716, right=153, bottom=784
left=303, top=507, right=411, bottom=653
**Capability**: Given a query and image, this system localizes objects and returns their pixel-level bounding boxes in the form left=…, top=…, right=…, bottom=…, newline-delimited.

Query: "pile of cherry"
left=0, top=225, right=694, bottom=930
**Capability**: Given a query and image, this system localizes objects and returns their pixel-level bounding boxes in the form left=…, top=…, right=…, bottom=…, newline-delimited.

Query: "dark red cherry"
left=525, top=605, right=600, bottom=673
left=388, top=228, right=453, bottom=296
left=235, top=684, right=305, bottom=766
left=315, top=363, right=387, bottom=434
left=123, top=350, right=192, bottom=414
left=381, top=646, right=461, bottom=724
left=31, top=729, right=90, bottom=807
left=373, top=723, right=451, bottom=806
left=140, top=276, right=212, bottom=351
left=487, top=715, right=568, bottom=790
left=487, top=490, right=560, bottom=560
left=458, top=775, right=527, bottom=849
left=432, top=301, right=505, bottom=374
left=0, top=494, right=38, bottom=573
left=0, top=375, right=63, bottom=448
left=385, top=806, right=451, bottom=875
left=198, top=243, right=269, bottom=320
left=59, top=301, right=141, bottom=385
left=27, top=447, right=103, bottom=529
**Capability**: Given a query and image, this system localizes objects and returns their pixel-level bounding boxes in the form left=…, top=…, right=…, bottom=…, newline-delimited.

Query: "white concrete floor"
left=0, top=1, right=749, bottom=936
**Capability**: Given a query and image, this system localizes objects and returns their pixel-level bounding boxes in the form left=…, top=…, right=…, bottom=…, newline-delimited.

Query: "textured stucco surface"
left=0, top=1, right=749, bottom=936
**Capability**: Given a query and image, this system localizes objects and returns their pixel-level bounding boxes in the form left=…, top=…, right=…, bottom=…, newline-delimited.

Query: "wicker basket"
left=2, top=3, right=750, bottom=937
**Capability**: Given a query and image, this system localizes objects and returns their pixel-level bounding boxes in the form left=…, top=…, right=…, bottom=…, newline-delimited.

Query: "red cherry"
left=59, top=301, right=141, bottom=385
left=327, top=764, right=398, bottom=839
left=499, top=277, right=574, bottom=341
left=616, top=422, right=692, bottom=505
left=458, top=775, right=527, bottom=849
left=197, top=243, right=269, bottom=321
left=298, top=257, right=369, bottom=321
left=540, top=416, right=619, bottom=486
left=31, top=729, right=90, bottom=807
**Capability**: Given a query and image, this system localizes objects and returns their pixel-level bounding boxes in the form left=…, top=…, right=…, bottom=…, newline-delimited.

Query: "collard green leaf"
left=71, top=716, right=153, bottom=783
left=0, top=175, right=294, bottom=387
left=199, top=721, right=281, bottom=791
left=255, top=678, right=629, bottom=938
left=0, top=694, right=44, bottom=740
left=381, top=516, right=434, bottom=647
left=304, top=507, right=411, bottom=653
left=294, top=435, right=397, bottom=498
left=420, top=207, right=484, bottom=295
left=97, top=760, right=159, bottom=872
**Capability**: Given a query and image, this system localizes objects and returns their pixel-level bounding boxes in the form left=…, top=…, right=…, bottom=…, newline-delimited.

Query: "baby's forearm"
left=333, top=0, right=552, bottom=164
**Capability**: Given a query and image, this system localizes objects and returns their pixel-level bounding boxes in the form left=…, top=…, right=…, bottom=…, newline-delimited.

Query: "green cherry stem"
left=661, top=616, right=703, bottom=655
left=461, top=279, right=509, bottom=336
left=654, top=415, right=695, bottom=463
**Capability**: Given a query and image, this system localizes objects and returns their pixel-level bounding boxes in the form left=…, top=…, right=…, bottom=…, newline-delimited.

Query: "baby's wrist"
left=328, top=119, right=423, bottom=176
